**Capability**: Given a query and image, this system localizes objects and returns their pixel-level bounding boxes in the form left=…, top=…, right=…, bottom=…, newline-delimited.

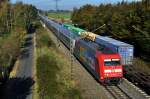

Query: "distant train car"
left=74, top=39, right=123, bottom=84
left=46, top=20, right=78, bottom=49
left=39, top=14, right=123, bottom=84
left=57, top=26, right=78, bottom=49
left=95, top=36, right=134, bottom=65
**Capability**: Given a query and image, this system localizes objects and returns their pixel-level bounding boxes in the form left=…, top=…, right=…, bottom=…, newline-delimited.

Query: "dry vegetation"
left=36, top=23, right=82, bottom=99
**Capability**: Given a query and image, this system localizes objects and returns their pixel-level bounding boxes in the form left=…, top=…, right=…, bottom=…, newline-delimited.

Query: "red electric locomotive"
left=74, top=39, right=123, bottom=84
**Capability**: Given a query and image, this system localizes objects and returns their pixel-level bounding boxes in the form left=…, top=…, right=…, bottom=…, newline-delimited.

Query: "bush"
left=36, top=24, right=82, bottom=98
left=37, top=47, right=82, bottom=99
left=36, top=26, right=55, bottom=48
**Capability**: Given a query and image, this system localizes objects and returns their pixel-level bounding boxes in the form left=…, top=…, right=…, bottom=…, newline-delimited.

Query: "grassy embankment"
left=48, top=12, right=72, bottom=24
left=48, top=12, right=71, bottom=20
left=133, top=58, right=150, bottom=72
left=36, top=22, right=82, bottom=99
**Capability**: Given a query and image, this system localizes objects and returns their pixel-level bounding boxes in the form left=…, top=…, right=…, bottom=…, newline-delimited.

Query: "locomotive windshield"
left=104, top=59, right=120, bottom=66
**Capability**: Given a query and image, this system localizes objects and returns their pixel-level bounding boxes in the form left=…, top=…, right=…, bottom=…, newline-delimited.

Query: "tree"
left=0, top=0, right=11, bottom=36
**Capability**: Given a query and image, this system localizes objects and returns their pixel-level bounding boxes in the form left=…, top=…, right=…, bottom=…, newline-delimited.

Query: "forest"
left=71, top=0, right=150, bottom=60
left=0, top=0, right=37, bottom=72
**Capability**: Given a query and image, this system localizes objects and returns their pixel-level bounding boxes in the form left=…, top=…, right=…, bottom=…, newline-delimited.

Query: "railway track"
left=124, top=66, right=150, bottom=95
left=105, top=85, right=131, bottom=99
left=103, top=78, right=150, bottom=99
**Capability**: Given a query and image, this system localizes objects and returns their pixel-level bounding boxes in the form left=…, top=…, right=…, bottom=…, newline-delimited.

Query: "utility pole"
left=54, top=0, right=61, bottom=12
left=70, top=32, right=74, bottom=81
left=56, top=0, right=58, bottom=12
left=53, top=0, right=61, bottom=46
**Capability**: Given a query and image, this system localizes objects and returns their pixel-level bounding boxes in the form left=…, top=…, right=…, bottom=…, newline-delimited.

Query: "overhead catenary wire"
left=91, top=24, right=106, bottom=33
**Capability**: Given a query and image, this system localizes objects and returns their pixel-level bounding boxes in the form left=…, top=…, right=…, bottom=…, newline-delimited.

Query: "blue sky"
left=11, top=0, right=141, bottom=10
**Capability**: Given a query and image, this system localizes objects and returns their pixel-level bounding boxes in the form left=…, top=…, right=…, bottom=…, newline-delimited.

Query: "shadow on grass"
left=2, top=77, right=34, bottom=99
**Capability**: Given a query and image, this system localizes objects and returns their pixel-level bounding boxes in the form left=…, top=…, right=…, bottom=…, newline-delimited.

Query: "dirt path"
left=1, top=33, right=35, bottom=99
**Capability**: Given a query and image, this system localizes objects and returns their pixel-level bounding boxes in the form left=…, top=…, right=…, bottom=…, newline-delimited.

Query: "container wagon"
left=95, top=36, right=134, bottom=65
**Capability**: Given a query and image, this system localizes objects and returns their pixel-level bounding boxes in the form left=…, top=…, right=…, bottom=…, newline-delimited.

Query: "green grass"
left=37, top=47, right=82, bottom=99
left=36, top=23, right=82, bottom=99
left=36, top=24, right=55, bottom=48
left=48, top=12, right=72, bottom=20
left=133, top=58, right=150, bottom=72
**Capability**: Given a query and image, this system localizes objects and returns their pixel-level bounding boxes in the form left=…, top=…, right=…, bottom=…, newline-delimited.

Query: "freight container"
left=95, top=36, right=134, bottom=65
left=70, top=27, right=85, bottom=35
left=63, top=24, right=86, bottom=36
left=63, top=24, right=73, bottom=29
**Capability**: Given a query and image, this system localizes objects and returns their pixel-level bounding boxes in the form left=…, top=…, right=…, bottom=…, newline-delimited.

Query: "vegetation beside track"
left=36, top=23, right=82, bottom=99
left=0, top=0, right=37, bottom=83
left=133, top=58, right=150, bottom=72
left=47, top=12, right=72, bottom=24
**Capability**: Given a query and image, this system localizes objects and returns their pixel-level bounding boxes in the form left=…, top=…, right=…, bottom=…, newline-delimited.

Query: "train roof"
left=73, top=28, right=85, bottom=34
left=80, top=39, right=117, bottom=54
left=63, top=24, right=73, bottom=28
left=96, top=36, right=133, bottom=47
left=60, top=26, right=79, bottom=39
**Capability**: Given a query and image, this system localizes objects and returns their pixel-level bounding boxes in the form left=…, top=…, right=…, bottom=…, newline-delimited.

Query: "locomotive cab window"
left=104, top=59, right=120, bottom=66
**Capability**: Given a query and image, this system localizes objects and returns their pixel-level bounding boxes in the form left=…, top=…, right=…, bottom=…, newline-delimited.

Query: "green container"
left=71, top=27, right=85, bottom=35
left=63, top=24, right=74, bottom=29
left=63, top=23, right=86, bottom=36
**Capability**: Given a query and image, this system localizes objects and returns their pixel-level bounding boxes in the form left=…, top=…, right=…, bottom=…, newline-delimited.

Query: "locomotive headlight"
left=104, top=70, right=111, bottom=73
